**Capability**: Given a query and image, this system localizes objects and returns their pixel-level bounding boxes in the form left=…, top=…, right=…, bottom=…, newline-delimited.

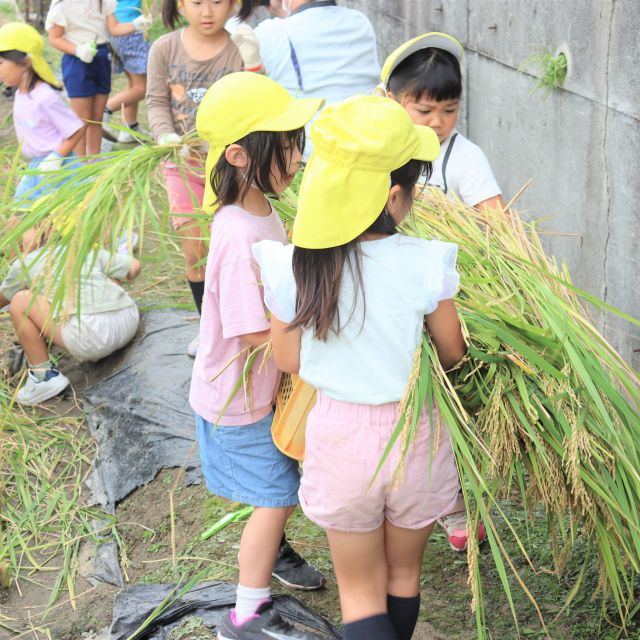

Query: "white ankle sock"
left=234, top=584, right=270, bottom=625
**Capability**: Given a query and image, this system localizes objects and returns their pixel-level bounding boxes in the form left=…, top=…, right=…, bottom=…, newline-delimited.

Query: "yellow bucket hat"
left=292, top=95, right=440, bottom=249
left=0, top=22, right=60, bottom=88
left=380, top=32, right=464, bottom=90
left=196, top=72, right=324, bottom=213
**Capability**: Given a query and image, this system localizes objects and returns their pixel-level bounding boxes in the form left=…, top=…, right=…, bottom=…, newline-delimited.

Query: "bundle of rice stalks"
left=271, top=184, right=640, bottom=637
left=0, top=138, right=203, bottom=319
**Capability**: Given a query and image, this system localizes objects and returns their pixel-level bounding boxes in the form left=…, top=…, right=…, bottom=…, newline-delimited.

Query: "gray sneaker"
left=272, top=540, right=325, bottom=591
left=218, top=600, right=315, bottom=640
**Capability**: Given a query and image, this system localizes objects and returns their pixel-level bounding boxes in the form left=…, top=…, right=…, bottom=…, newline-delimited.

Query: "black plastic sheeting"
left=82, top=309, right=202, bottom=513
left=109, top=582, right=341, bottom=640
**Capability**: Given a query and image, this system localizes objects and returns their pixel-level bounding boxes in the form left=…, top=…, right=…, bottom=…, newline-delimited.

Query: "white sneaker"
left=102, top=113, right=118, bottom=142
left=16, top=370, right=70, bottom=405
left=187, top=335, right=199, bottom=357
left=117, top=129, right=136, bottom=144
left=117, top=232, right=139, bottom=255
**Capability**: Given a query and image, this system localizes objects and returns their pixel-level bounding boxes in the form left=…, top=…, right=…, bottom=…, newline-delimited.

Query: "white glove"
left=75, top=41, right=97, bottom=64
left=230, top=23, right=263, bottom=72
left=38, top=152, right=64, bottom=173
left=158, top=132, right=182, bottom=145
left=132, top=14, right=152, bottom=33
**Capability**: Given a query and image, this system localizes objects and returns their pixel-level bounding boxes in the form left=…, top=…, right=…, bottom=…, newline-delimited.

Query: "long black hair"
left=388, top=48, right=462, bottom=102
left=209, top=127, right=305, bottom=209
left=163, top=0, right=255, bottom=29
left=289, top=158, right=430, bottom=340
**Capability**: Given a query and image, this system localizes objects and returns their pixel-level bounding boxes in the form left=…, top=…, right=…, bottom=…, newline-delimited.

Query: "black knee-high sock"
left=343, top=613, right=397, bottom=640
left=188, top=279, right=205, bottom=315
left=387, top=594, right=420, bottom=640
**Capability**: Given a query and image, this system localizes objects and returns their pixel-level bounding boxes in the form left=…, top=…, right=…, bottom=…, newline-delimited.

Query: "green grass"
left=520, top=50, right=568, bottom=98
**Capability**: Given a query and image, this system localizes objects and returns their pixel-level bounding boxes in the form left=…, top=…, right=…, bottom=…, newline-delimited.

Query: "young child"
left=103, top=0, right=153, bottom=143
left=46, top=0, right=151, bottom=156
left=381, top=32, right=506, bottom=212
left=253, top=95, right=466, bottom=640
left=0, top=242, right=141, bottom=405
left=146, top=0, right=244, bottom=355
left=382, top=32, right=496, bottom=553
left=0, top=23, right=84, bottom=207
left=190, top=72, right=325, bottom=639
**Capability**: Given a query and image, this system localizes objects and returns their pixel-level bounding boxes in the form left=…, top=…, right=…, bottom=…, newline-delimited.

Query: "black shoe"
left=272, top=539, right=326, bottom=591
left=218, top=600, right=315, bottom=639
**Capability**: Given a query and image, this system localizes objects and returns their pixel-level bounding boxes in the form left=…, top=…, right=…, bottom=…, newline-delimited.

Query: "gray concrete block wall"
left=343, top=0, right=640, bottom=368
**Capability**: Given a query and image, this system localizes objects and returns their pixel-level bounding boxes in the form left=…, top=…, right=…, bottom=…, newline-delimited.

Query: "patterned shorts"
left=110, top=31, right=151, bottom=75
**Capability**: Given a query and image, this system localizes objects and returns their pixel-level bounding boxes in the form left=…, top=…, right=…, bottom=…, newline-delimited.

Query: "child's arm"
left=106, top=13, right=151, bottom=37
left=238, top=329, right=271, bottom=348
left=475, top=194, right=507, bottom=213
left=146, top=40, right=180, bottom=142
left=424, top=299, right=466, bottom=370
left=48, top=24, right=79, bottom=56
left=270, top=316, right=301, bottom=374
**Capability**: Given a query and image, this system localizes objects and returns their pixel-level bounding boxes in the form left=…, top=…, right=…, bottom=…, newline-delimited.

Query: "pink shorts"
left=299, top=392, right=460, bottom=533
left=161, top=160, right=206, bottom=231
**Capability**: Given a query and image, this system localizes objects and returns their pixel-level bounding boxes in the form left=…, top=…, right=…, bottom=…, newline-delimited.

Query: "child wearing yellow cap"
left=253, top=95, right=465, bottom=640
left=189, top=72, right=325, bottom=639
left=146, top=0, right=251, bottom=356
left=382, top=32, right=506, bottom=213
left=0, top=23, right=84, bottom=216
left=381, top=32, right=494, bottom=555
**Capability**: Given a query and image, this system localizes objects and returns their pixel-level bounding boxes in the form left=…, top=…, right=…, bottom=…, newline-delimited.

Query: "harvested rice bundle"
left=271, top=183, right=640, bottom=634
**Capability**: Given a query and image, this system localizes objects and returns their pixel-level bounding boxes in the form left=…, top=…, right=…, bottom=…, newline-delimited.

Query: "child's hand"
left=133, top=14, right=152, bottom=33
left=126, top=258, right=142, bottom=281
left=38, top=152, right=64, bottom=173
left=230, top=23, right=264, bottom=73
left=158, top=132, right=182, bottom=145
left=75, top=41, right=97, bottom=63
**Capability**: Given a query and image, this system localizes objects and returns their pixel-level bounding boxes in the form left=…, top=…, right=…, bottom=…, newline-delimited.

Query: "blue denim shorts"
left=195, top=412, right=300, bottom=508
left=62, top=44, right=111, bottom=97
left=14, top=153, right=82, bottom=207
left=110, top=31, right=150, bottom=75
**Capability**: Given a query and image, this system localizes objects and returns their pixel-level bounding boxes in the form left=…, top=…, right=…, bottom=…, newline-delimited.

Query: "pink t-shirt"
left=13, top=83, right=84, bottom=159
left=189, top=204, right=287, bottom=426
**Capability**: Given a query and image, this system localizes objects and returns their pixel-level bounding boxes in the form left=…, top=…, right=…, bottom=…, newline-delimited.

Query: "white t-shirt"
left=426, top=130, right=501, bottom=207
left=254, top=2, right=380, bottom=159
left=253, top=235, right=459, bottom=404
left=46, top=0, right=117, bottom=46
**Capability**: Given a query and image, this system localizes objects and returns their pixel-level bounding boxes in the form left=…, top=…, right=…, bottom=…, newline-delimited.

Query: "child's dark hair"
left=290, top=158, right=430, bottom=341
left=388, top=48, right=462, bottom=102
left=0, top=50, right=57, bottom=91
left=210, top=127, right=305, bottom=208
left=163, top=0, right=254, bottom=29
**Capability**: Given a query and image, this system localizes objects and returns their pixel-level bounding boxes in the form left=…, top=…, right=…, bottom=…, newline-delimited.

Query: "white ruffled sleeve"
left=423, top=240, right=460, bottom=314
left=252, top=240, right=297, bottom=323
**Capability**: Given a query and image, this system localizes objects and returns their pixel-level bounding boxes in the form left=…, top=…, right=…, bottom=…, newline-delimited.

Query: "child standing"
left=0, top=23, right=84, bottom=207
left=103, top=0, right=152, bottom=143
left=382, top=32, right=506, bottom=212
left=0, top=244, right=141, bottom=405
left=381, top=33, right=498, bottom=554
left=146, top=0, right=243, bottom=355
left=254, top=96, right=465, bottom=640
left=190, top=72, right=325, bottom=639
left=46, top=0, right=151, bottom=156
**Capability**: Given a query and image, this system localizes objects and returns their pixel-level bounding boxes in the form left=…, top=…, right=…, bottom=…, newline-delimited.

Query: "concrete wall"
left=343, top=0, right=640, bottom=369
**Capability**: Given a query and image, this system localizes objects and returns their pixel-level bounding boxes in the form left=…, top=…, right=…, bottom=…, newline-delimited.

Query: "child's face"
left=396, top=93, right=459, bottom=144
left=180, top=0, right=235, bottom=37
left=0, top=58, right=25, bottom=88
left=269, top=139, right=302, bottom=194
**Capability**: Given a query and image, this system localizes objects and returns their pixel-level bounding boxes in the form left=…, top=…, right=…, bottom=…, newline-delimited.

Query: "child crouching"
left=0, top=244, right=141, bottom=405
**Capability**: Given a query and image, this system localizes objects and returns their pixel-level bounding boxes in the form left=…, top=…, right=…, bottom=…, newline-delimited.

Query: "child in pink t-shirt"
left=189, top=73, right=325, bottom=640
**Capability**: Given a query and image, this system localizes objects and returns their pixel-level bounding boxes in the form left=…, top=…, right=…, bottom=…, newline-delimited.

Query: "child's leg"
left=87, top=94, right=109, bottom=155
left=326, top=526, right=397, bottom=640
left=9, top=290, right=66, bottom=362
left=177, top=220, right=206, bottom=313
left=385, top=520, right=434, bottom=640
left=107, top=71, right=146, bottom=124
left=69, top=97, right=93, bottom=156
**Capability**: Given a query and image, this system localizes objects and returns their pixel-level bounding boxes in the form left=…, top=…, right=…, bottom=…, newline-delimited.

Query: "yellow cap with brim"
left=292, top=95, right=440, bottom=249
left=0, top=22, right=60, bottom=88
left=380, top=32, right=464, bottom=89
left=196, top=72, right=324, bottom=213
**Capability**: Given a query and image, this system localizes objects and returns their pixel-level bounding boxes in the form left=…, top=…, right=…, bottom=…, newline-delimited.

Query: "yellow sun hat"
left=0, top=22, right=60, bottom=88
left=196, top=72, right=325, bottom=213
left=380, top=32, right=464, bottom=90
left=292, top=95, right=440, bottom=249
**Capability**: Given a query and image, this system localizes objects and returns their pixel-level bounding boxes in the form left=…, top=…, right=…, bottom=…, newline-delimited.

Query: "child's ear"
left=385, top=184, right=407, bottom=224
left=225, top=143, right=249, bottom=168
